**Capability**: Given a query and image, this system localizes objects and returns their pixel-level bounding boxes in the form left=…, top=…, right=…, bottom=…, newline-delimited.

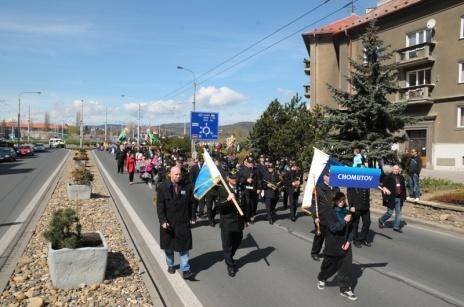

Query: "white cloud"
left=277, top=88, right=294, bottom=98
left=123, top=100, right=183, bottom=115
left=0, top=21, right=92, bottom=35
left=196, top=86, right=247, bottom=107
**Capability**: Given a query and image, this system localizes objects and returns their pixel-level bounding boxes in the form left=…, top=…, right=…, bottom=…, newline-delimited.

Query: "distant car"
left=33, top=143, right=47, bottom=152
left=19, top=145, right=34, bottom=156
left=0, top=147, right=17, bottom=162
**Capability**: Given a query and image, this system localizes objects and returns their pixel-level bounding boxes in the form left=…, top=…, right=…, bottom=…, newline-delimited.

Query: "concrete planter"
left=74, top=160, right=87, bottom=169
left=47, top=231, right=108, bottom=289
left=67, top=183, right=91, bottom=200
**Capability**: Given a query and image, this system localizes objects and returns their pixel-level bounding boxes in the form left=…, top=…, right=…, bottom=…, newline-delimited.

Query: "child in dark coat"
left=317, top=191, right=358, bottom=301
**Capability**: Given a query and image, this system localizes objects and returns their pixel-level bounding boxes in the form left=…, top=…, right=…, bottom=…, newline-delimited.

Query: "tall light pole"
left=18, top=91, right=41, bottom=148
left=104, top=106, right=108, bottom=143
left=80, top=99, right=84, bottom=148
left=121, top=94, right=141, bottom=146
left=177, top=65, right=197, bottom=158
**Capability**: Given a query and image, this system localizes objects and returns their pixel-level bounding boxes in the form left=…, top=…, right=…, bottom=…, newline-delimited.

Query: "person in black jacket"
left=238, top=157, right=259, bottom=223
left=156, top=166, right=194, bottom=280
left=347, top=186, right=371, bottom=247
left=379, top=164, right=407, bottom=233
left=317, top=192, right=357, bottom=301
left=285, top=162, right=303, bottom=222
left=261, top=161, right=280, bottom=224
left=406, top=148, right=422, bottom=201
left=189, top=157, right=205, bottom=222
left=115, top=145, right=126, bottom=174
left=310, top=172, right=340, bottom=261
left=216, top=169, right=246, bottom=277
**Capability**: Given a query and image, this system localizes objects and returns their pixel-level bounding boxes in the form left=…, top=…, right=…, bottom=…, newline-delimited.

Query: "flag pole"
left=218, top=175, right=244, bottom=216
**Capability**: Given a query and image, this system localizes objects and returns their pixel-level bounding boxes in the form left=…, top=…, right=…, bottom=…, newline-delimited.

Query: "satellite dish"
left=426, top=19, right=436, bottom=29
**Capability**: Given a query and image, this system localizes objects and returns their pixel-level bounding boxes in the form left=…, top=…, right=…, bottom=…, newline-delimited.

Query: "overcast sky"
left=0, top=0, right=377, bottom=126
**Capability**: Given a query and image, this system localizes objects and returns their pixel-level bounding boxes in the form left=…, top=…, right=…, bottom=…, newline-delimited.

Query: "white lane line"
left=93, top=152, right=203, bottom=307
left=0, top=150, right=70, bottom=256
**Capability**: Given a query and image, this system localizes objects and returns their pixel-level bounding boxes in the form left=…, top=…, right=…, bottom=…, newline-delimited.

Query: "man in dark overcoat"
left=379, top=164, right=407, bottom=233
left=216, top=169, right=246, bottom=277
left=156, top=166, right=194, bottom=279
left=347, top=187, right=371, bottom=247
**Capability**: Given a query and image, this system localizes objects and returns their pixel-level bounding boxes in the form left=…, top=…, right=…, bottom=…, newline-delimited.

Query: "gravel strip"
left=1, top=150, right=154, bottom=307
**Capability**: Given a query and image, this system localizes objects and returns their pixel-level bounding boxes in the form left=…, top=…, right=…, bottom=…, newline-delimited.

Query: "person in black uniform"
left=310, top=171, right=340, bottom=261
left=205, top=156, right=226, bottom=227
left=156, top=166, right=194, bottom=280
left=189, top=156, right=205, bottom=222
left=286, top=162, right=303, bottom=222
left=115, top=144, right=126, bottom=174
left=238, top=156, right=259, bottom=223
left=317, top=192, right=357, bottom=301
left=261, top=161, right=280, bottom=224
left=347, top=186, right=371, bottom=247
left=216, top=168, right=246, bottom=277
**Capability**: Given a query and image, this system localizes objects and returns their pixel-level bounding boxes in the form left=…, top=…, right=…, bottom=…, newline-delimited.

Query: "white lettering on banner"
left=336, top=174, right=374, bottom=181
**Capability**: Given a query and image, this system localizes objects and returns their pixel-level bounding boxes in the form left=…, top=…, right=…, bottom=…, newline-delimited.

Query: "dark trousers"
left=221, top=229, right=243, bottom=268
left=264, top=197, right=278, bottom=221
left=282, top=188, right=288, bottom=208
left=117, top=160, right=124, bottom=173
left=206, top=194, right=218, bottom=222
left=318, top=249, right=353, bottom=292
left=128, top=172, right=135, bottom=183
left=288, top=191, right=299, bottom=219
left=311, top=224, right=326, bottom=255
left=192, top=198, right=205, bottom=219
left=243, top=191, right=257, bottom=221
left=352, top=209, right=371, bottom=242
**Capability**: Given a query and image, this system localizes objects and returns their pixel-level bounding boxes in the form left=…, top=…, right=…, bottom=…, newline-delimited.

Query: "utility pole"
left=137, top=104, right=140, bottom=146
left=80, top=99, right=84, bottom=148
left=27, top=104, right=30, bottom=143
left=105, top=106, right=108, bottom=143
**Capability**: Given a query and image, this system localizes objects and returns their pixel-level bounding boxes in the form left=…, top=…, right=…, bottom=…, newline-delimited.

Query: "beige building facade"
left=302, top=0, right=464, bottom=170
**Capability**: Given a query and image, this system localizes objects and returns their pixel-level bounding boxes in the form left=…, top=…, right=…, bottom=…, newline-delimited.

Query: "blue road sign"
left=191, top=112, right=219, bottom=140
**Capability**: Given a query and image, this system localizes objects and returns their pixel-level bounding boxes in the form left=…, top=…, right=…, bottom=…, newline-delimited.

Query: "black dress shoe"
left=167, top=266, right=175, bottom=274
left=378, top=218, right=385, bottom=229
left=269, top=219, right=274, bottom=225
left=353, top=241, right=362, bottom=248
left=361, top=240, right=372, bottom=247
left=227, top=267, right=236, bottom=277
left=182, top=270, right=194, bottom=280
left=311, top=254, right=320, bottom=261
left=291, top=217, right=296, bottom=222
left=393, top=228, right=403, bottom=233
left=209, top=221, right=215, bottom=227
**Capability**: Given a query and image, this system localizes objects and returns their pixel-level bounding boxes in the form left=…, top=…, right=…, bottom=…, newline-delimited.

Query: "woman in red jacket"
left=126, top=151, right=136, bottom=185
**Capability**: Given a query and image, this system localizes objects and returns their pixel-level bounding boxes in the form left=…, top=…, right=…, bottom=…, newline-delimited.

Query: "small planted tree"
left=71, top=168, right=94, bottom=185
left=43, top=208, right=82, bottom=249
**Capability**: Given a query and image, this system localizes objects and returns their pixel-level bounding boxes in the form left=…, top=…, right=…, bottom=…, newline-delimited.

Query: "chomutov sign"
left=329, top=165, right=381, bottom=189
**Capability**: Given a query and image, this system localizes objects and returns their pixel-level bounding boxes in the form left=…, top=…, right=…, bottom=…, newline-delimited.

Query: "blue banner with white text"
left=329, top=166, right=381, bottom=188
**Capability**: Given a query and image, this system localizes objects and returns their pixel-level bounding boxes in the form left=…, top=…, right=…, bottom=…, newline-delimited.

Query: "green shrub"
left=420, top=177, right=464, bottom=193
left=71, top=168, right=94, bottom=185
left=43, top=208, right=82, bottom=249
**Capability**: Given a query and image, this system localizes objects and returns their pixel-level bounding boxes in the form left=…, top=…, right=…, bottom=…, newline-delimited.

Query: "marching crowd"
left=102, top=143, right=422, bottom=302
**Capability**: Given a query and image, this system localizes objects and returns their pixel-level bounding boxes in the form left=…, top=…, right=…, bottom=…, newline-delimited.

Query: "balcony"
left=303, top=84, right=311, bottom=98
left=397, top=83, right=434, bottom=104
left=396, top=42, right=435, bottom=69
left=304, top=58, right=311, bottom=75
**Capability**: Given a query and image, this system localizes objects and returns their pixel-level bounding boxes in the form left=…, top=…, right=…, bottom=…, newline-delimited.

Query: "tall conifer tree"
left=321, top=21, right=414, bottom=165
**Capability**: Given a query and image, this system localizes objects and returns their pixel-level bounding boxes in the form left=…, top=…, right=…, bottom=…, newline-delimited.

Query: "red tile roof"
left=305, top=0, right=424, bottom=36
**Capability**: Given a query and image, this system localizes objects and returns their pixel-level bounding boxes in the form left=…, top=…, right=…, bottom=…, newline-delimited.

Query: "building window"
left=458, top=106, right=464, bottom=128
left=406, top=29, right=432, bottom=47
left=461, top=16, right=464, bottom=39
left=460, top=62, right=464, bottom=83
left=407, top=69, right=432, bottom=87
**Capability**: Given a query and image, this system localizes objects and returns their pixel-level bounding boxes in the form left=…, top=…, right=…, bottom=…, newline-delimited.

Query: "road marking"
left=93, top=152, right=203, bottom=307
left=0, top=150, right=70, bottom=256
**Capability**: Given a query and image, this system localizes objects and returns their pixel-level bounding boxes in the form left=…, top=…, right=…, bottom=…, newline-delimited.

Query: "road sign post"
left=190, top=112, right=219, bottom=156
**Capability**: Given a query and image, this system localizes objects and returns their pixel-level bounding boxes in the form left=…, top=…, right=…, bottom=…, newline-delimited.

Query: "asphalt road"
left=0, top=149, right=68, bottom=238
left=95, top=150, right=464, bottom=307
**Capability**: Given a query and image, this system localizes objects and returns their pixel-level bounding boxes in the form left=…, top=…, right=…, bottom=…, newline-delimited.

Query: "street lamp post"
left=177, top=65, right=197, bottom=158
left=80, top=99, right=84, bottom=148
left=18, top=91, right=41, bottom=148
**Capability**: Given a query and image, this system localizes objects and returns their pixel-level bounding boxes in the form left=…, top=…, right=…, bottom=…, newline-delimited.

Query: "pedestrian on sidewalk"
left=317, top=192, right=357, bottom=301
left=379, top=164, right=407, bottom=233
left=156, top=166, right=194, bottom=280
left=126, top=151, right=136, bottom=185
left=406, top=148, right=422, bottom=201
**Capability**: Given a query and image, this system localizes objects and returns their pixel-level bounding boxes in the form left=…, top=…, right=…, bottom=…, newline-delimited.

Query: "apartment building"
left=302, top=0, right=464, bottom=170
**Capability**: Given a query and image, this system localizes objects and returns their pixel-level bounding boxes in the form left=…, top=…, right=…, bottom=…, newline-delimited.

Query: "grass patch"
left=430, top=191, right=464, bottom=206
left=420, top=177, right=464, bottom=193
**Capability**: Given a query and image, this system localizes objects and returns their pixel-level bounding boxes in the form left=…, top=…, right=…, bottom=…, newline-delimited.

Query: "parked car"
left=19, top=145, right=34, bottom=156
left=33, top=143, right=47, bottom=152
left=0, top=147, right=17, bottom=162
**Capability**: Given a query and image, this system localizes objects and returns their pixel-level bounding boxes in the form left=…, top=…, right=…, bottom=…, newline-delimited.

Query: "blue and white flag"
left=194, top=149, right=222, bottom=200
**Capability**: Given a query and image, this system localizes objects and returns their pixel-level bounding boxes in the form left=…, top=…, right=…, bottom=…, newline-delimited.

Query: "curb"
left=369, top=207, right=464, bottom=235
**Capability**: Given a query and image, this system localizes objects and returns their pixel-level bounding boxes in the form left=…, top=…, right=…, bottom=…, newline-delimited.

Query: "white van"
left=49, top=138, right=65, bottom=148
